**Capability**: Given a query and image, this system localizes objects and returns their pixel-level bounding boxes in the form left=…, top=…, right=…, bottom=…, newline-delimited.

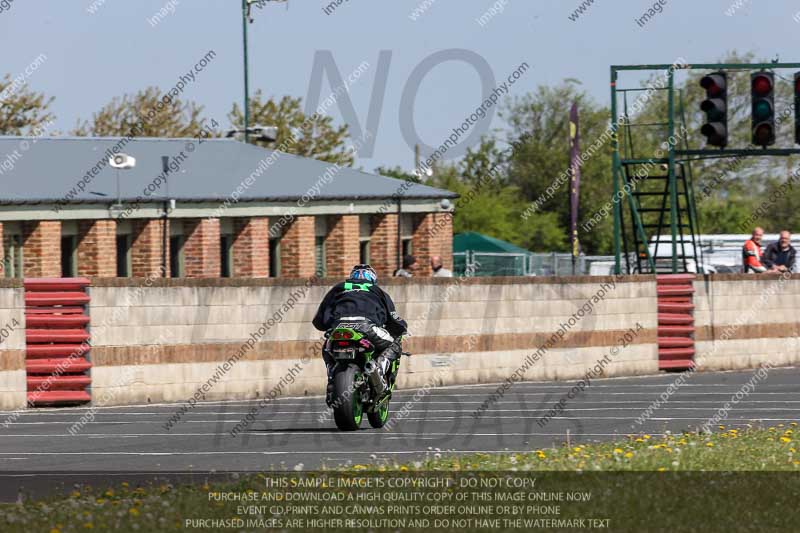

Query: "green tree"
left=502, top=83, right=614, bottom=253
left=229, top=91, right=354, bottom=166
left=393, top=52, right=799, bottom=256
left=0, top=73, right=55, bottom=135
left=426, top=140, right=567, bottom=251
left=374, top=165, right=420, bottom=183
left=73, top=87, right=207, bottom=137
left=698, top=194, right=757, bottom=234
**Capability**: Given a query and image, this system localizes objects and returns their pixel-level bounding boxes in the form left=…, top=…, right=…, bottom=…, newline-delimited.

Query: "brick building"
left=0, top=137, right=455, bottom=279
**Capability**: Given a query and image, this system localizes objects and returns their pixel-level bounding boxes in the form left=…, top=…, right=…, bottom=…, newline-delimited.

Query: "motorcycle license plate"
left=333, top=348, right=356, bottom=360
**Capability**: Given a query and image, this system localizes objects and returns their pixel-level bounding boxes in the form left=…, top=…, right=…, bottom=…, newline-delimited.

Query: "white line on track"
left=1, top=395, right=796, bottom=417
left=470, top=407, right=800, bottom=412
left=400, top=386, right=800, bottom=398
left=1, top=368, right=795, bottom=415
left=413, top=416, right=799, bottom=421
left=6, top=399, right=800, bottom=418
left=0, top=432, right=662, bottom=438
left=4, top=396, right=800, bottom=419
left=3, top=405, right=800, bottom=422
left=0, top=449, right=627, bottom=456
left=3, top=414, right=797, bottom=426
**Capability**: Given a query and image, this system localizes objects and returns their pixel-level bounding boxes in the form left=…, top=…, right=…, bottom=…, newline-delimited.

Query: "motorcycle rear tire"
left=332, top=364, right=363, bottom=431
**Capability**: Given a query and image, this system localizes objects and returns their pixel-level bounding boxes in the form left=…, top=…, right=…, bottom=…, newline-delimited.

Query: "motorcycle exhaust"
left=364, top=358, right=388, bottom=396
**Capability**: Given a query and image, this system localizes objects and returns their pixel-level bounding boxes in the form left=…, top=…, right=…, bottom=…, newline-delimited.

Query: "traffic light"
left=751, top=71, right=775, bottom=147
left=699, top=72, right=728, bottom=147
left=794, top=72, right=800, bottom=145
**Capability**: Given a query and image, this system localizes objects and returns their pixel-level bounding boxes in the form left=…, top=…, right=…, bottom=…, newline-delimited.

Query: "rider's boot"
left=325, top=364, right=336, bottom=407
left=377, top=341, right=402, bottom=391
left=381, top=342, right=402, bottom=367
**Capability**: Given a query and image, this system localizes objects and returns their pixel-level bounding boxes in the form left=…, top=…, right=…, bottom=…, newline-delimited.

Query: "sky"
left=1, top=0, right=799, bottom=174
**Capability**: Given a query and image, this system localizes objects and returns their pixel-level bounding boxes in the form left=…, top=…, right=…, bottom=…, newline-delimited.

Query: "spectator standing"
left=763, top=230, right=796, bottom=273
left=393, top=255, right=417, bottom=277
left=430, top=255, right=453, bottom=277
left=743, top=227, right=767, bottom=273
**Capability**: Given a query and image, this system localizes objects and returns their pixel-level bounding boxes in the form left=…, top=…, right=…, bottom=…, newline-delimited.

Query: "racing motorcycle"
left=324, top=324, right=408, bottom=431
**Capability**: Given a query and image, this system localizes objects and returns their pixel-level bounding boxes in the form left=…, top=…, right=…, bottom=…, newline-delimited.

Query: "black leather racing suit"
left=312, top=279, right=408, bottom=387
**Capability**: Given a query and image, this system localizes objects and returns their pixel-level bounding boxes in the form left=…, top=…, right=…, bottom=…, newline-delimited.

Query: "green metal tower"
left=610, top=62, right=800, bottom=275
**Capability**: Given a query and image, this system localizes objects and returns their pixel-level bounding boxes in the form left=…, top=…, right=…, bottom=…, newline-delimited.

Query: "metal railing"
left=454, top=252, right=617, bottom=277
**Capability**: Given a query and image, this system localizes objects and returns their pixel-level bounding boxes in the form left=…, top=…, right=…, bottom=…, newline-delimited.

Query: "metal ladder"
left=621, top=161, right=700, bottom=273
left=617, top=88, right=702, bottom=274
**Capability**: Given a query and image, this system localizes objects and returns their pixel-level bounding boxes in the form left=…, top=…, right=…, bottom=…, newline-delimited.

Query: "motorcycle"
left=324, top=324, right=408, bottom=431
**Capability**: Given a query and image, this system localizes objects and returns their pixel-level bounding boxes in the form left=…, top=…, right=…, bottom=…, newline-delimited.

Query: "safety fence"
left=24, top=278, right=92, bottom=406
left=655, top=274, right=695, bottom=371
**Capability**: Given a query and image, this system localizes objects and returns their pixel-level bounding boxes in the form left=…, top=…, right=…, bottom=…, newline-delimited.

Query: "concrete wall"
left=694, top=273, right=800, bottom=370
left=10, top=273, right=797, bottom=409
left=86, top=275, right=659, bottom=406
left=0, top=280, right=26, bottom=409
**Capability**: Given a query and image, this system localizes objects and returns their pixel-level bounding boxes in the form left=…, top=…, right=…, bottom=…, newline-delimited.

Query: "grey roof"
left=0, top=136, right=456, bottom=204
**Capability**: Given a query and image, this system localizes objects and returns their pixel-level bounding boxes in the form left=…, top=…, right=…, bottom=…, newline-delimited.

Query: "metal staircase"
left=621, top=161, right=700, bottom=273
left=613, top=84, right=702, bottom=274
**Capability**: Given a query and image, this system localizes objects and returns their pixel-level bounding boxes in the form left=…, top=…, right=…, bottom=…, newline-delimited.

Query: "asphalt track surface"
left=1, top=367, right=798, bottom=498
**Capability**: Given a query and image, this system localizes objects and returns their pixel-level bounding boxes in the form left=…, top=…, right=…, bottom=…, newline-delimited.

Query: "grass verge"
left=407, top=422, right=800, bottom=471
left=0, top=425, right=798, bottom=532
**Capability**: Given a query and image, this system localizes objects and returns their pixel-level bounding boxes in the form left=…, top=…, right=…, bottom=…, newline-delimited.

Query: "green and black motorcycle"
left=325, top=324, right=407, bottom=431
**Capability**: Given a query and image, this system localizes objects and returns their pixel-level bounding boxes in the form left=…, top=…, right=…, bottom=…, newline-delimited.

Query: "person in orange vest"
left=743, top=227, right=767, bottom=273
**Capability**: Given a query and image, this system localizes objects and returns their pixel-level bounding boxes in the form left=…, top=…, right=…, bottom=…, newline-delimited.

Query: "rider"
left=312, top=264, right=408, bottom=406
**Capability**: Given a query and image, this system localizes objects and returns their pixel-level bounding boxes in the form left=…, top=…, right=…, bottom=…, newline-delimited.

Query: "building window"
left=220, top=234, right=233, bottom=278
left=315, top=236, right=326, bottom=277
left=400, top=214, right=414, bottom=261
left=402, top=238, right=412, bottom=258
left=2, top=223, right=23, bottom=278
left=61, top=221, right=78, bottom=277
left=169, top=235, right=184, bottom=277
left=269, top=238, right=280, bottom=277
left=359, top=215, right=371, bottom=265
left=61, top=236, right=77, bottom=277
left=220, top=219, right=234, bottom=278
left=169, top=220, right=184, bottom=277
left=314, top=216, right=328, bottom=278
left=116, top=234, right=132, bottom=277
left=116, top=219, right=132, bottom=277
